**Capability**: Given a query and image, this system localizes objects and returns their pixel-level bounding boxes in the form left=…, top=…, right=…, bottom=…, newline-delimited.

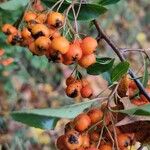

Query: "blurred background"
left=0, top=0, right=150, bottom=149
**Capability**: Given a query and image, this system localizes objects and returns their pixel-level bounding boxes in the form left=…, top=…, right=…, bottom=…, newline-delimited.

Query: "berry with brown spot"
left=31, top=24, right=50, bottom=39
left=65, top=130, right=83, bottom=150
left=65, top=82, right=82, bottom=98
left=2, top=24, right=17, bottom=35
left=64, top=43, right=82, bottom=62
left=47, top=11, right=64, bottom=28
left=66, top=76, right=76, bottom=86
left=34, top=36, right=51, bottom=55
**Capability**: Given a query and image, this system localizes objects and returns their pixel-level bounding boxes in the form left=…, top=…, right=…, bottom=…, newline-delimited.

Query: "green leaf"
left=87, top=57, right=115, bottom=75
left=111, top=61, right=130, bottom=82
left=0, top=0, right=29, bottom=11
left=118, top=104, right=150, bottom=116
left=42, top=0, right=107, bottom=21
left=11, top=98, right=100, bottom=129
left=99, top=0, right=121, bottom=5
left=142, top=58, right=149, bottom=87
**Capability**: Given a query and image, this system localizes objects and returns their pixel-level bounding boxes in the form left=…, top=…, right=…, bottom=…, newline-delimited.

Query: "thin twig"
left=93, top=20, right=150, bottom=101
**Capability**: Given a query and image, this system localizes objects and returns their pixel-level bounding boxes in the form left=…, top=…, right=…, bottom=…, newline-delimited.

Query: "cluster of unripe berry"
left=65, top=76, right=93, bottom=99
left=2, top=11, right=97, bottom=69
left=56, top=107, right=135, bottom=150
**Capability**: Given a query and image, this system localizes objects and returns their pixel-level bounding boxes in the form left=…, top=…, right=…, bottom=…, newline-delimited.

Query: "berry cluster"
left=2, top=11, right=97, bottom=68
left=56, top=107, right=135, bottom=150
left=65, top=76, right=93, bottom=99
left=2, top=10, right=98, bottom=99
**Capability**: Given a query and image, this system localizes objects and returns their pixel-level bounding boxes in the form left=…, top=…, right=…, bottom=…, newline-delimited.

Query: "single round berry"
left=90, top=131, right=100, bottom=142
left=80, top=37, right=97, bottom=55
left=64, top=43, right=82, bottom=62
left=51, top=36, right=70, bottom=54
left=117, top=134, right=131, bottom=148
left=80, top=85, right=93, bottom=98
left=2, top=24, right=17, bottom=35
left=31, top=24, right=50, bottom=39
left=73, top=113, right=91, bottom=132
left=56, top=135, right=68, bottom=150
left=65, top=82, right=82, bottom=98
left=34, top=36, right=51, bottom=55
left=66, top=76, right=76, bottom=86
left=79, top=54, right=96, bottom=68
left=47, top=11, right=64, bottom=28
left=24, top=11, right=37, bottom=22
left=87, top=108, right=103, bottom=124
left=65, top=130, right=83, bottom=150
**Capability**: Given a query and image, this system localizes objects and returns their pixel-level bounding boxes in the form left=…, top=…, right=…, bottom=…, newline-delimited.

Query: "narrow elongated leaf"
left=0, top=0, right=29, bottom=10
left=11, top=98, right=103, bottom=129
left=142, top=58, right=149, bottom=87
left=118, top=104, right=150, bottom=116
left=111, top=61, right=130, bottom=82
left=99, top=0, right=121, bottom=5
left=87, top=57, right=115, bottom=75
left=42, top=0, right=107, bottom=21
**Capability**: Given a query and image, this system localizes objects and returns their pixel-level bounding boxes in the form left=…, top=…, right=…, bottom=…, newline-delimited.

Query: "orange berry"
left=56, top=135, right=68, bottom=150
left=79, top=54, right=96, bottom=68
left=36, top=13, right=47, bottom=23
left=87, top=108, right=103, bottom=124
left=80, top=37, right=97, bottom=55
left=66, top=76, right=76, bottom=86
left=73, top=113, right=91, bottom=132
left=47, top=11, right=64, bottom=28
left=2, top=24, right=17, bottom=35
left=21, top=28, right=31, bottom=39
left=49, top=28, right=61, bottom=40
left=7, top=32, right=23, bottom=45
left=65, top=130, right=83, bottom=150
left=82, top=134, right=90, bottom=148
left=34, top=36, right=51, bottom=55
left=99, top=144, right=112, bottom=150
left=66, top=82, right=82, bottom=98
left=117, top=134, right=131, bottom=148
left=31, top=24, right=50, bottom=39
left=80, top=85, right=93, bottom=98
left=90, top=131, right=100, bottom=142
left=51, top=36, right=70, bottom=54
left=64, top=43, right=82, bottom=62
left=24, top=11, right=37, bottom=22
